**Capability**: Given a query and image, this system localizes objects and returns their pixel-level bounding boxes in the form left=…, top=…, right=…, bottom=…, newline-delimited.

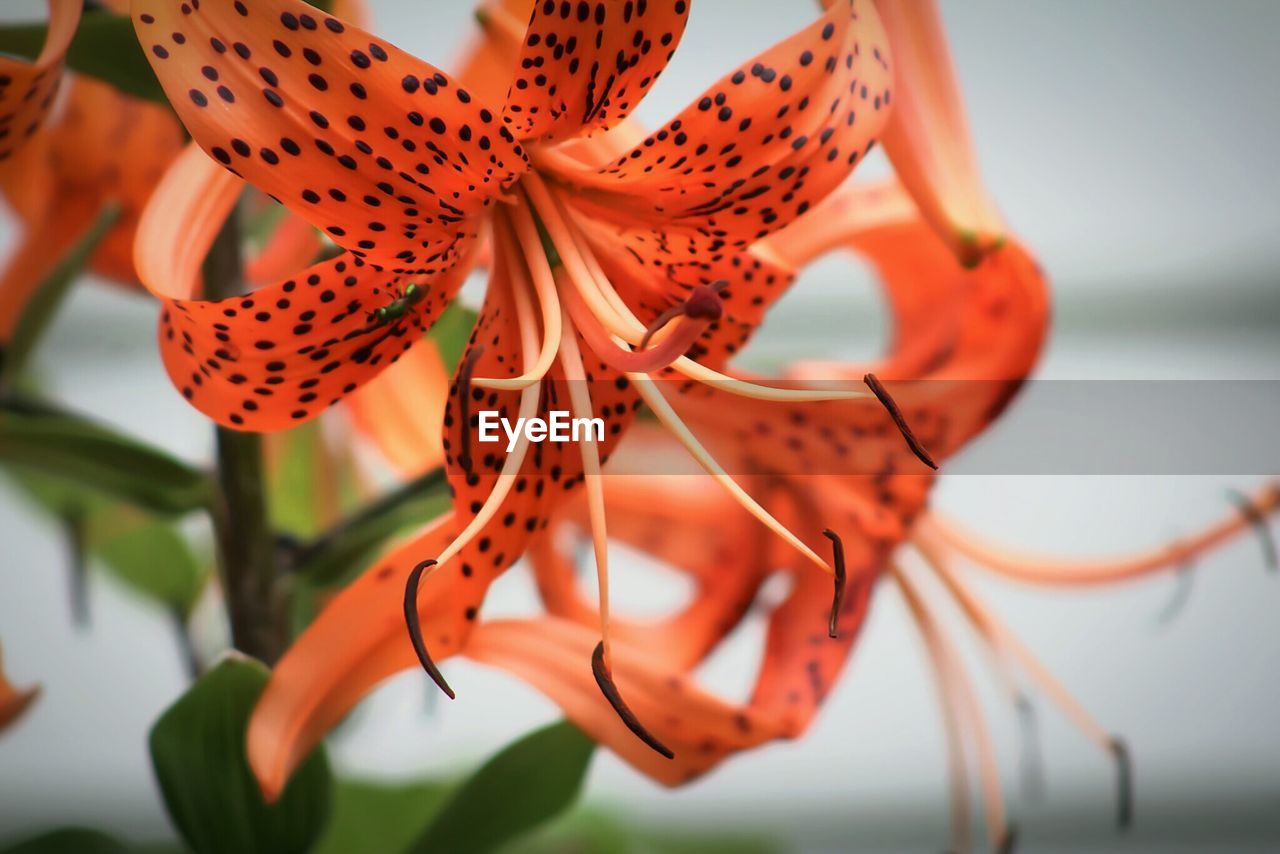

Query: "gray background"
left=2, top=1, right=1279, bottom=850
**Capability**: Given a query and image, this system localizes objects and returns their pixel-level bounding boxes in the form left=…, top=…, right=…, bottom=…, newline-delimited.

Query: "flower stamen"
left=863, top=372, right=938, bottom=470
left=628, top=370, right=833, bottom=577
left=822, top=528, right=847, bottom=639
left=524, top=172, right=874, bottom=404
left=1226, top=487, right=1278, bottom=571
left=591, top=642, right=674, bottom=760
left=403, top=559, right=454, bottom=699
left=558, top=308, right=669, bottom=757
left=471, top=207, right=563, bottom=390
left=455, top=344, right=486, bottom=476
left=917, top=535, right=1134, bottom=829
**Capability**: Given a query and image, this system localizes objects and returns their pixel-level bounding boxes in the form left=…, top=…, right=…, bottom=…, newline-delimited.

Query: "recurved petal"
left=137, top=142, right=469, bottom=431
left=0, top=195, right=99, bottom=345
left=132, top=0, right=526, bottom=276
left=248, top=513, right=471, bottom=802
left=0, top=0, right=81, bottom=169
left=551, top=0, right=892, bottom=257
left=502, top=0, right=690, bottom=142
left=874, top=0, right=1004, bottom=266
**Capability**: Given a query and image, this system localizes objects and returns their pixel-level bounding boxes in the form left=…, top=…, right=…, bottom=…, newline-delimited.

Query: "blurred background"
left=2, top=0, right=1278, bottom=851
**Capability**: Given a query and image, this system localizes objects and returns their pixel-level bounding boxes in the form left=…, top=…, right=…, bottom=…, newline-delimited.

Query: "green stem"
left=205, top=208, right=285, bottom=664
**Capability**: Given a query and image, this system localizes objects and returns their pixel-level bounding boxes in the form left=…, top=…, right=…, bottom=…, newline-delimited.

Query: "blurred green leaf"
left=313, top=778, right=451, bottom=854
left=0, top=404, right=213, bottom=515
left=0, top=12, right=165, bottom=103
left=412, top=720, right=596, bottom=854
left=2, top=467, right=209, bottom=616
left=429, top=303, right=478, bottom=375
left=0, top=828, right=128, bottom=854
left=149, top=657, right=332, bottom=854
left=293, top=467, right=449, bottom=588
left=90, top=505, right=206, bottom=615
left=268, top=421, right=328, bottom=539
left=2, top=207, right=119, bottom=386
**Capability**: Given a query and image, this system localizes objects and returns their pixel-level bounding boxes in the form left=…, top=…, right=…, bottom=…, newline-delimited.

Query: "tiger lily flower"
left=130, top=0, right=912, bottom=790
left=491, top=187, right=1279, bottom=851
left=0, top=642, right=39, bottom=735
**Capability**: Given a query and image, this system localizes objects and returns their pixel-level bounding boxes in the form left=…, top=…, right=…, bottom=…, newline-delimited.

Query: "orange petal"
left=463, top=617, right=772, bottom=785
left=0, top=0, right=81, bottom=169
left=245, top=212, right=323, bottom=286
left=135, top=142, right=243, bottom=300
left=452, top=0, right=533, bottom=108
left=344, top=336, right=449, bottom=476
left=874, top=0, right=1005, bottom=265
left=2, top=72, right=185, bottom=287
left=137, top=143, right=470, bottom=430
left=551, top=0, right=892, bottom=256
left=248, top=513, right=470, bottom=801
left=502, top=0, right=690, bottom=142
left=0, top=196, right=100, bottom=344
left=529, top=426, right=768, bottom=671
left=132, top=0, right=525, bottom=274
left=0, top=643, right=40, bottom=734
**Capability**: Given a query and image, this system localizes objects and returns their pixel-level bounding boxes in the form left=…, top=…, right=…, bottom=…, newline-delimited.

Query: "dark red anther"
left=1109, top=736, right=1133, bottom=830
left=1227, top=488, right=1277, bottom=571
left=591, top=642, right=674, bottom=760
left=455, top=344, right=486, bottom=475
left=404, top=559, right=455, bottom=700
left=864, top=372, right=938, bottom=471
left=822, top=528, right=847, bottom=639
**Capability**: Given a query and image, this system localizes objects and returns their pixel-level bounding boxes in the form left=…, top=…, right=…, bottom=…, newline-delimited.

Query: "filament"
left=920, top=481, right=1280, bottom=587
left=627, top=370, right=832, bottom=576
left=893, top=564, right=1011, bottom=853
left=555, top=310, right=613, bottom=661
left=917, top=533, right=1133, bottom=828
left=888, top=567, right=972, bottom=853
left=524, top=172, right=873, bottom=404
left=471, top=206, right=562, bottom=390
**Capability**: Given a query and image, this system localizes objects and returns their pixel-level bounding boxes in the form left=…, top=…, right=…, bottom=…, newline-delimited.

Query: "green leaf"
left=0, top=403, right=213, bottom=515
left=2, top=207, right=120, bottom=386
left=149, top=657, right=332, bottom=854
left=412, top=720, right=596, bottom=854
left=0, top=12, right=166, bottom=103
left=428, top=303, right=478, bottom=375
left=90, top=505, right=206, bottom=615
left=293, top=468, right=450, bottom=588
left=0, top=828, right=128, bottom=854
left=313, top=778, right=451, bottom=854
left=2, top=466, right=209, bottom=616
left=268, top=421, right=329, bottom=539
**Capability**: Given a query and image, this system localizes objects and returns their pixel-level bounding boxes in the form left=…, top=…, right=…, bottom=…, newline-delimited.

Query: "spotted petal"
left=553, top=0, right=892, bottom=258
left=502, top=0, right=690, bottom=142
left=0, top=0, right=80, bottom=169
left=136, top=143, right=468, bottom=431
left=132, top=0, right=526, bottom=276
